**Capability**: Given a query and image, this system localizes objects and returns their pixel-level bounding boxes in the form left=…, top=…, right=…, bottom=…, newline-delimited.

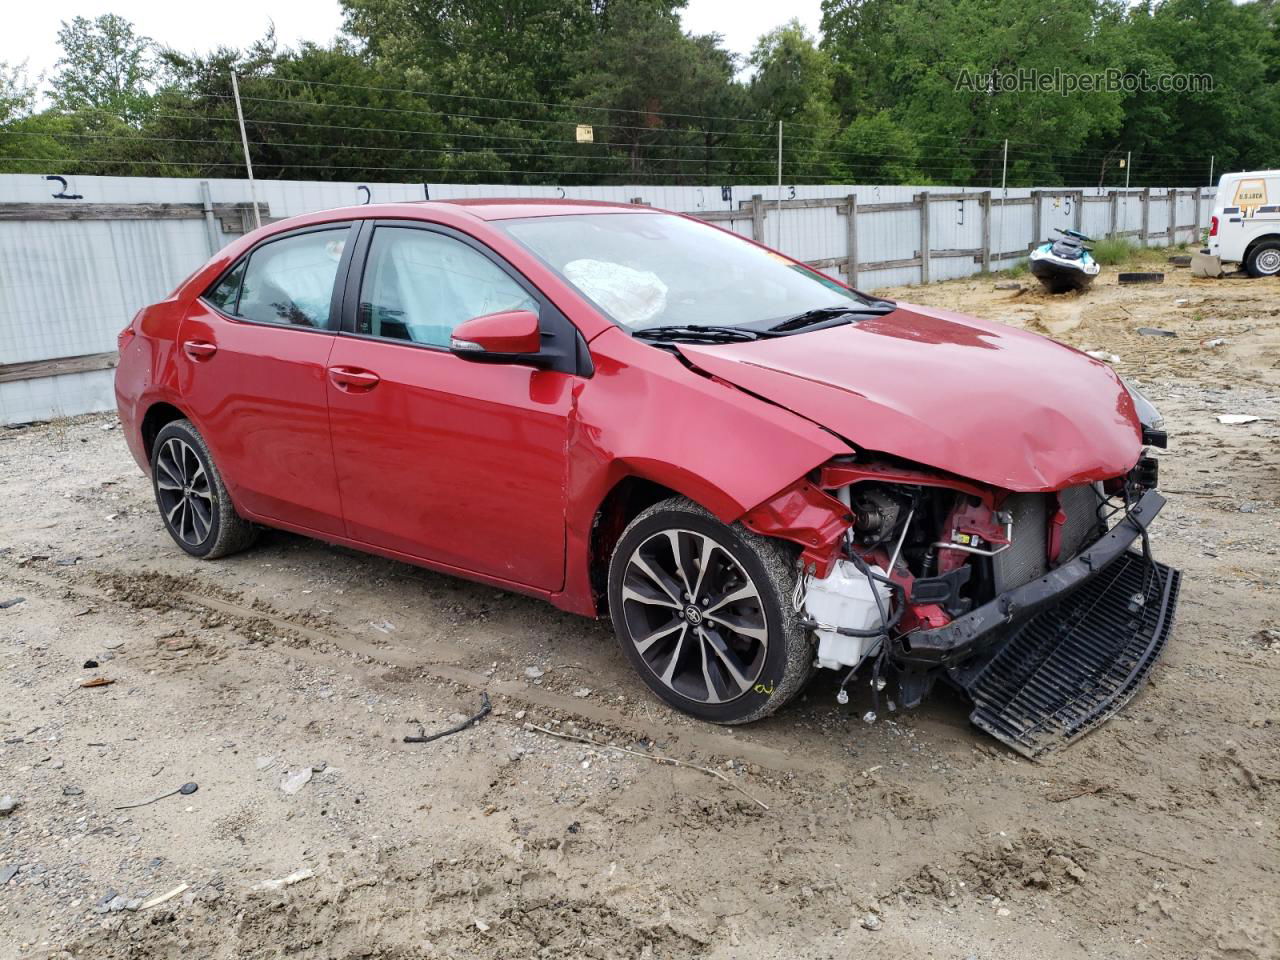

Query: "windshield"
left=499, top=212, right=871, bottom=330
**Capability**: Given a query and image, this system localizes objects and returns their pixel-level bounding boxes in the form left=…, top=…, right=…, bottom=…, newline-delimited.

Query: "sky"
left=2, top=0, right=825, bottom=83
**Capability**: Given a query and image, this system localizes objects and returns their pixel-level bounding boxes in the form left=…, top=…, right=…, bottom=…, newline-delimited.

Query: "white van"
left=1201, top=170, right=1280, bottom=277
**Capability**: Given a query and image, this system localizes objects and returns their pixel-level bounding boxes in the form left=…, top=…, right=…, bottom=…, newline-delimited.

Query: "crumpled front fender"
left=741, top=479, right=851, bottom=577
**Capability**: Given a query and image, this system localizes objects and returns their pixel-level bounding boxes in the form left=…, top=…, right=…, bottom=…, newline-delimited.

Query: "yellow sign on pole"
left=575, top=125, right=594, bottom=144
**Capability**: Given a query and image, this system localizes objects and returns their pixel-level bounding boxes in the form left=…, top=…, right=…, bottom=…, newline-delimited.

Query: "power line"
left=0, top=155, right=246, bottom=168
left=0, top=154, right=847, bottom=183
left=0, top=129, right=240, bottom=147
left=235, top=93, right=766, bottom=139
left=242, top=74, right=1152, bottom=165
left=248, top=74, right=777, bottom=126
left=230, top=96, right=1164, bottom=172
left=235, top=115, right=778, bottom=156
left=46, top=96, right=1195, bottom=175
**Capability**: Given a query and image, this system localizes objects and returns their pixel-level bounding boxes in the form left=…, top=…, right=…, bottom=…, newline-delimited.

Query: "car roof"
left=426, top=197, right=658, bottom=221
left=257, top=198, right=666, bottom=235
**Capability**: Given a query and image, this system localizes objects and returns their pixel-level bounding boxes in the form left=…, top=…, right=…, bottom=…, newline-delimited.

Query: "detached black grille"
left=964, top=551, right=1181, bottom=759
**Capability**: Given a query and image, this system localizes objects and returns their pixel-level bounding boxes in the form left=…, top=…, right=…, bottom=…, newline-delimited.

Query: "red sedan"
left=116, top=199, right=1179, bottom=754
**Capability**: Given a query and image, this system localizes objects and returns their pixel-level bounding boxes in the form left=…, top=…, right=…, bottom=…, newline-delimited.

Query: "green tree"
left=822, top=0, right=1128, bottom=185
left=341, top=0, right=601, bottom=182
left=0, top=61, right=81, bottom=172
left=50, top=14, right=156, bottom=124
left=19, top=0, right=1280, bottom=188
left=1, top=61, right=34, bottom=124
left=569, top=2, right=764, bottom=182
left=829, top=111, right=928, bottom=183
left=1106, top=0, right=1280, bottom=184
left=749, top=21, right=838, bottom=181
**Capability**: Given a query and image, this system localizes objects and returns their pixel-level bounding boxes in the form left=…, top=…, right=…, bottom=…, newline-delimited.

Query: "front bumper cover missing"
left=895, top=490, right=1170, bottom=666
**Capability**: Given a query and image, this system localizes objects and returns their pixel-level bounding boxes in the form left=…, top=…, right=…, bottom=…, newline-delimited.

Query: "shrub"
left=1090, top=234, right=1134, bottom=266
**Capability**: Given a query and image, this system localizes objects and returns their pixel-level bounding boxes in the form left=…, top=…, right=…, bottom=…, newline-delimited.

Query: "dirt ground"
left=2, top=253, right=1278, bottom=960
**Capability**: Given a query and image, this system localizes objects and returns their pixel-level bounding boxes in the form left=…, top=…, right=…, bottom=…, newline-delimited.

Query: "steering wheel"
left=1054, top=227, right=1094, bottom=243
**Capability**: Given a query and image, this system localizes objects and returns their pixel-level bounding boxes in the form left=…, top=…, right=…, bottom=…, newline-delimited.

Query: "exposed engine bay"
left=746, top=451, right=1180, bottom=758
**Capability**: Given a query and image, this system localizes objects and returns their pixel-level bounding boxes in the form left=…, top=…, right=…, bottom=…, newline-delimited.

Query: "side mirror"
left=450, top=309, right=541, bottom=359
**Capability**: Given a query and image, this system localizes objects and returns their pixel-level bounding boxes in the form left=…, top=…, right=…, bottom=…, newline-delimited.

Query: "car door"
left=325, top=220, right=580, bottom=591
left=178, top=224, right=354, bottom=536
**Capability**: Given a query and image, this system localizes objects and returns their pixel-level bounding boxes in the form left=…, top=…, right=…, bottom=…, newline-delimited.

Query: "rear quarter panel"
left=114, top=297, right=189, bottom=474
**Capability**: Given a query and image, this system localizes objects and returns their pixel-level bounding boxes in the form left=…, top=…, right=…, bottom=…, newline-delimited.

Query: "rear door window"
left=205, top=228, right=350, bottom=329
left=204, top=260, right=246, bottom=313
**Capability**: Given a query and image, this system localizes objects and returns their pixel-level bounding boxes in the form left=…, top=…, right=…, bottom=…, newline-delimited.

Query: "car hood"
left=677, top=302, right=1143, bottom=492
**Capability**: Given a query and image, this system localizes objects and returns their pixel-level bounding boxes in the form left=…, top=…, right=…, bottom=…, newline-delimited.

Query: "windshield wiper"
left=632, top=324, right=763, bottom=343
left=768, top=301, right=896, bottom=333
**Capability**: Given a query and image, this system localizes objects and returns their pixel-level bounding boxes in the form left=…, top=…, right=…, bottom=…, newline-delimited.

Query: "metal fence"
left=0, top=174, right=1213, bottom=425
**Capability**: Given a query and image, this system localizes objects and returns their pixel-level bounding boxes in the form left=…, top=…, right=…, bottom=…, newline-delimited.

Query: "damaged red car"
left=115, top=199, right=1179, bottom=756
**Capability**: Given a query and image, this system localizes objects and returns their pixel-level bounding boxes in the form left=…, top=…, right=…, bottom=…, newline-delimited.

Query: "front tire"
left=1245, top=239, right=1280, bottom=278
left=606, top=497, right=812, bottom=725
left=151, top=419, right=257, bottom=559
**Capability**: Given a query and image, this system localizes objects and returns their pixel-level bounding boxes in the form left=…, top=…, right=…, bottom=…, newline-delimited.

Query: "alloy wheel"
left=618, top=528, right=769, bottom=704
left=155, top=437, right=215, bottom=546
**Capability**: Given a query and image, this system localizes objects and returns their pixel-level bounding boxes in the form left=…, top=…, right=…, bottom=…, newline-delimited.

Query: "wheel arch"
left=585, top=474, right=709, bottom=616
left=1243, top=233, right=1280, bottom=267
left=140, top=401, right=191, bottom=464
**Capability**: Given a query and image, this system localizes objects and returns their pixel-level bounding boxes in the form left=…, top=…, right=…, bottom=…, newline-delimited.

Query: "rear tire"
left=606, top=497, right=812, bottom=725
left=151, top=419, right=257, bottom=559
left=1245, top=239, right=1280, bottom=278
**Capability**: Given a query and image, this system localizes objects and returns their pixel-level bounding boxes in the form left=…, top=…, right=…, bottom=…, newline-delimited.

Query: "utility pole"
left=999, top=139, right=1008, bottom=266
left=775, top=120, right=783, bottom=249
left=231, top=71, right=262, bottom=230
left=1208, top=155, right=1215, bottom=186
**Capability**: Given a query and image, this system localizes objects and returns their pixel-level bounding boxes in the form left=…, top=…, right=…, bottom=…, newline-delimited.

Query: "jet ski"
left=1029, top=228, right=1100, bottom=293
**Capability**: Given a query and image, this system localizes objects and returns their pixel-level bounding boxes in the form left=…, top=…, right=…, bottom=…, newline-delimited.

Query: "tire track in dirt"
left=6, top=559, right=832, bottom=778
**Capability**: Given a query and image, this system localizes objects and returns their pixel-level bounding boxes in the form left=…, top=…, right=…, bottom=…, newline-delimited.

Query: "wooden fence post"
left=1030, top=190, right=1042, bottom=248
left=1073, top=191, right=1084, bottom=233
left=1109, top=190, right=1119, bottom=237
left=845, top=194, right=859, bottom=287
left=919, top=191, right=930, bottom=284
left=980, top=190, right=992, bottom=272
left=1140, top=187, right=1151, bottom=246
left=750, top=194, right=765, bottom=243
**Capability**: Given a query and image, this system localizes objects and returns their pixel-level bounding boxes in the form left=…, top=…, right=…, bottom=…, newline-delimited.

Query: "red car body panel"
left=116, top=296, right=186, bottom=472
left=115, top=199, right=1144, bottom=621
left=557, top=328, right=852, bottom=611
left=177, top=299, right=346, bottom=535
left=677, top=304, right=1143, bottom=492
left=325, top=336, right=574, bottom=591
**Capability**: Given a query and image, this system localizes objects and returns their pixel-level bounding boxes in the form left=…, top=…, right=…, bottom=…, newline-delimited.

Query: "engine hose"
left=806, top=551, right=899, bottom=719
left=1126, top=490, right=1163, bottom=601
left=847, top=551, right=905, bottom=632
left=851, top=551, right=894, bottom=720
